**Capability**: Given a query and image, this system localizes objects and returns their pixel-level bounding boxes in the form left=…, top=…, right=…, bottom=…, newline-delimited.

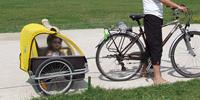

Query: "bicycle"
left=95, top=8, right=200, bottom=81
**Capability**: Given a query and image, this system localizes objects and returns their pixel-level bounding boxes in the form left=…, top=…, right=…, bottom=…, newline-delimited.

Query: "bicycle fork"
left=184, top=33, right=196, bottom=57
left=181, top=27, right=196, bottom=57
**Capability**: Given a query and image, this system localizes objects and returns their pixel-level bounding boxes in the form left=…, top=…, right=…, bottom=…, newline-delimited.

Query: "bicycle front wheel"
left=171, top=31, right=200, bottom=77
left=96, top=33, right=144, bottom=81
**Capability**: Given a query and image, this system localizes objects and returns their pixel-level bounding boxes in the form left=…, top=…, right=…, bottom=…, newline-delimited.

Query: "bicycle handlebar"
left=171, top=7, right=192, bottom=27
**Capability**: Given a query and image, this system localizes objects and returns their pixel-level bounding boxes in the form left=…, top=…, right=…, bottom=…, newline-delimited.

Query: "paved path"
left=0, top=24, right=199, bottom=100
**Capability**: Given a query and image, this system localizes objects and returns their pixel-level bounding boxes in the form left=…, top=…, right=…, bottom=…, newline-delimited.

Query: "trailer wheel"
left=35, top=58, right=73, bottom=95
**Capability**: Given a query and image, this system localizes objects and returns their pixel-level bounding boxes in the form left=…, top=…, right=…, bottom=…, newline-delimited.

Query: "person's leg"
left=152, top=64, right=168, bottom=84
left=140, top=64, right=147, bottom=77
left=143, top=14, right=168, bottom=84
left=140, top=50, right=149, bottom=77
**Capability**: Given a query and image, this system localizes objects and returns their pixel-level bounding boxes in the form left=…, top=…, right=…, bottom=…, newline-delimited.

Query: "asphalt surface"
left=0, top=24, right=199, bottom=100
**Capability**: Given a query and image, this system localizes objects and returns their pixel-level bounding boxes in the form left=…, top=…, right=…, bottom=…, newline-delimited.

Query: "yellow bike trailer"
left=19, top=20, right=88, bottom=95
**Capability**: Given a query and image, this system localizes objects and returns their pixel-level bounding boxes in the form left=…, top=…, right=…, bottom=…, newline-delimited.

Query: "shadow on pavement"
left=26, top=78, right=88, bottom=95
left=98, top=74, right=141, bottom=82
left=97, top=59, right=187, bottom=82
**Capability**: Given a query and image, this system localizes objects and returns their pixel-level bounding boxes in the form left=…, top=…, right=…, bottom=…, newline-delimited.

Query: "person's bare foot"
left=153, top=77, right=169, bottom=85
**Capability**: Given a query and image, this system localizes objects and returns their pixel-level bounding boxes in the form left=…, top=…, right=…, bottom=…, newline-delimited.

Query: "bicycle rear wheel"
left=96, top=33, right=144, bottom=81
left=35, top=58, right=73, bottom=95
left=171, top=31, right=200, bottom=77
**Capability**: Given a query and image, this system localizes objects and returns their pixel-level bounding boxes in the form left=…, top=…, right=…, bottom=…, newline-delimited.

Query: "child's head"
left=47, top=35, right=62, bottom=51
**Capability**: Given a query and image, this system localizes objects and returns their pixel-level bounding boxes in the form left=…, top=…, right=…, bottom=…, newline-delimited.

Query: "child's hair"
left=47, top=35, right=62, bottom=49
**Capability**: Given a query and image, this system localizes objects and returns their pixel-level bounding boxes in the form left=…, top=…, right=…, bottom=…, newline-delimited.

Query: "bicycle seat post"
left=136, top=20, right=144, bottom=33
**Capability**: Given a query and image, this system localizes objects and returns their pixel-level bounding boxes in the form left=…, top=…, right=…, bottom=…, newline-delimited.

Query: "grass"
left=33, top=79, right=200, bottom=100
left=0, top=0, right=200, bottom=33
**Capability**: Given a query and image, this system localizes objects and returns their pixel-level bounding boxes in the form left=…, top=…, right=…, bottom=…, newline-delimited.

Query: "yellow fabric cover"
left=20, top=23, right=85, bottom=72
left=20, top=23, right=54, bottom=72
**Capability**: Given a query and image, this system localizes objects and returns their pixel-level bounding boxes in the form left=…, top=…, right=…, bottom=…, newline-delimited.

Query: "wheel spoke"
left=37, top=59, right=73, bottom=95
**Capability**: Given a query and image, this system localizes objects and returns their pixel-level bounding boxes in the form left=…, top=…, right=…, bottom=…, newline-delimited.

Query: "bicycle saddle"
left=129, top=14, right=145, bottom=21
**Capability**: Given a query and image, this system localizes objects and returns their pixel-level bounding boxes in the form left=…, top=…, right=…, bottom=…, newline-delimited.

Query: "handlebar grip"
left=179, top=4, right=186, bottom=7
left=170, top=4, right=187, bottom=11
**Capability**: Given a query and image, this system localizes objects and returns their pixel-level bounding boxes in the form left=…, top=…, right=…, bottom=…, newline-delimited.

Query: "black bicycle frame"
left=135, top=19, right=184, bottom=49
left=107, top=17, right=189, bottom=59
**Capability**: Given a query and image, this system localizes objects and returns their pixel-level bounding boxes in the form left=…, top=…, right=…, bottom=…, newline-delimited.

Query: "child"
left=46, top=35, right=65, bottom=57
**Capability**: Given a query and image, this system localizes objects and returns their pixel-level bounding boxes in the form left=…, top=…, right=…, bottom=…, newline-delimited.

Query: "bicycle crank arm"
left=146, top=63, right=152, bottom=72
left=145, top=58, right=153, bottom=72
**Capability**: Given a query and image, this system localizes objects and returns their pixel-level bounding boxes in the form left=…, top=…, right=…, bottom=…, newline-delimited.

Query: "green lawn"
left=33, top=79, right=200, bottom=100
left=0, top=0, right=200, bottom=33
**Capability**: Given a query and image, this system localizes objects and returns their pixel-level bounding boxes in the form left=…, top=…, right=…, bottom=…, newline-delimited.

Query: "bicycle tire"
left=171, top=31, right=200, bottom=77
left=35, top=57, right=73, bottom=95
